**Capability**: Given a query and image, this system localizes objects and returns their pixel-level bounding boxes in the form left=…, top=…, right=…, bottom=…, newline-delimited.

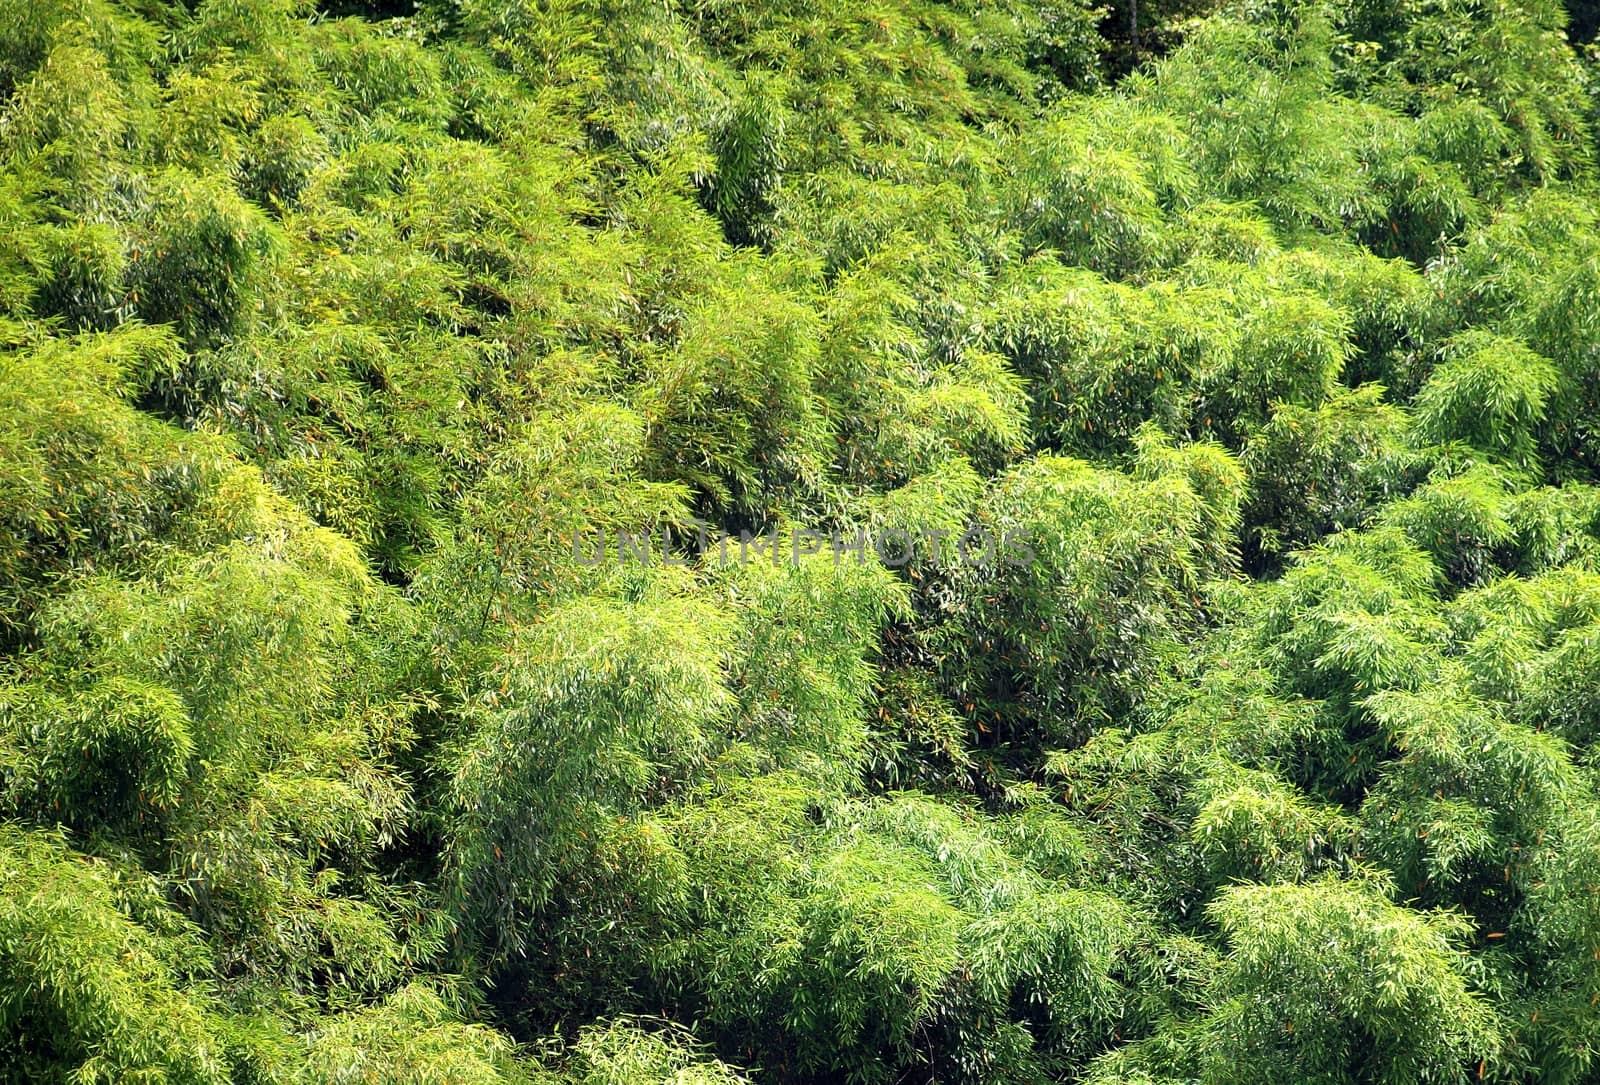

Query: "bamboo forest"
left=5, top=0, right=1600, bottom=1080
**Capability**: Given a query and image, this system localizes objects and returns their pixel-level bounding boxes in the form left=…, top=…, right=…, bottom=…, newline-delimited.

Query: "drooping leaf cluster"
left=2, top=0, right=1600, bottom=1082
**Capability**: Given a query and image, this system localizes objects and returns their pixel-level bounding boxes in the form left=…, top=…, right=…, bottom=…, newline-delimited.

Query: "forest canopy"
left=2, top=0, right=1600, bottom=1081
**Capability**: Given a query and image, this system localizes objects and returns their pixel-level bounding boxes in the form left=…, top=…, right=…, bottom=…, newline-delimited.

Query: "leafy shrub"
left=127, top=170, right=276, bottom=348
left=1413, top=331, right=1559, bottom=468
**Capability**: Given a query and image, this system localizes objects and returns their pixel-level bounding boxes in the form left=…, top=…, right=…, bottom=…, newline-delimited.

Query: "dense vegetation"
left=3, top=0, right=1600, bottom=1080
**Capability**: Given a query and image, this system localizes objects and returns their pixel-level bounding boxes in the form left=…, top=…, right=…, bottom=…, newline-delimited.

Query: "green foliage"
left=988, top=263, right=1211, bottom=456
left=1002, top=103, right=1186, bottom=278
left=443, top=582, right=734, bottom=955
left=418, top=402, right=690, bottom=641
left=639, top=257, right=829, bottom=521
left=1381, top=463, right=1518, bottom=588
left=1148, top=5, right=1371, bottom=233
left=1201, top=876, right=1500, bottom=1083
left=127, top=170, right=277, bottom=349
left=1413, top=331, right=1559, bottom=467
left=292, top=982, right=532, bottom=1084
left=705, top=78, right=786, bottom=246
left=944, top=451, right=1234, bottom=749
left=719, top=549, right=908, bottom=784
left=0, top=327, right=222, bottom=636
left=544, top=1017, right=752, bottom=1084
left=1357, top=0, right=1594, bottom=184
left=1242, top=384, right=1416, bottom=565
left=1192, top=764, right=1349, bottom=883
left=0, top=676, right=193, bottom=837
left=3, top=0, right=1600, bottom=1081
left=1194, top=287, right=1350, bottom=443
left=645, top=777, right=1159, bottom=1084
left=0, top=826, right=229, bottom=1084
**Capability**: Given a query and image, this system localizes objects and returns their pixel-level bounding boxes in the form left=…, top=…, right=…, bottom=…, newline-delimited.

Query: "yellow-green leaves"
left=0, top=826, right=231, bottom=1085
left=443, top=586, right=734, bottom=954
left=1204, top=877, right=1498, bottom=1084
left=1413, top=332, right=1559, bottom=468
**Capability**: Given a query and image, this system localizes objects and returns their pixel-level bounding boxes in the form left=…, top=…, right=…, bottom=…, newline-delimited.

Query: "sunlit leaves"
left=1203, top=877, right=1499, bottom=1084
left=294, top=981, right=532, bottom=1084
left=127, top=169, right=277, bottom=349
left=946, top=453, right=1222, bottom=748
left=417, top=403, right=690, bottom=644
left=719, top=549, right=907, bottom=785
left=1241, top=385, right=1415, bottom=565
left=442, top=584, right=733, bottom=955
left=550, top=1016, right=752, bottom=1085
left=1002, top=105, right=1180, bottom=278
left=0, top=327, right=222, bottom=635
left=640, top=256, right=828, bottom=520
left=0, top=676, right=193, bottom=837
left=0, top=826, right=230, bottom=1085
left=3, top=0, right=1600, bottom=1081
left=1413, top=331, right=1558, bottom=468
